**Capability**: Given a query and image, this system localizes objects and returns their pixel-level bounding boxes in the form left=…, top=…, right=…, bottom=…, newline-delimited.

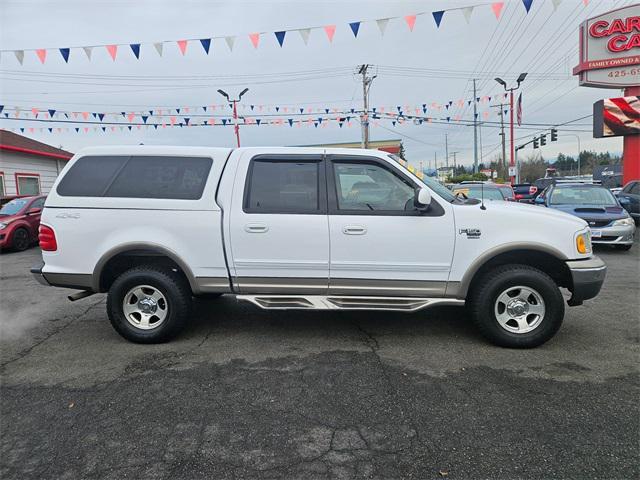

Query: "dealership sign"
left=573, top=4, right=640, bottom=88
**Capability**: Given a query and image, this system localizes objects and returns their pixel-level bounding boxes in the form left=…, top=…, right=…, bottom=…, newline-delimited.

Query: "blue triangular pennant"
left=141, top=115, right=148, bottom=123
left=203, top=120, right=208, bottom=125
left=318, top=117, right=323, bottom=124
left=351, top=108, right=355, bottom=114
left=447, top=117, right=451, bottom=122
left=349, top=22, right=361, bottom=37
left=92, top=112, right=97, bottom=118
left=256, top=119, right=261, bottom=125
left=325, top=108, right=329, bottom=114
left=102, top=127, right=106, bottom=132
left=275, top=106, right=280, bottom=112
left=314, top=122, right=318, bottom=128
left=149, top=110, right=154, bottom=116
left=250, top=105, right=255, bottom=110
left=200, top=38, right=211, bottom=54
left=184, top=117, right=190, bottom=125
left=522, top=0, right=534, bottom=13
left=48, top=128, right=53, bottom=132
left=432, top=11, right=445, bottom=28
left=128, top=126, right=132, bottom=130
left=222, top=119, right=227, bottom=125
left=48, top=109, right=56, bottom=117
left=130, top=44, right=141, bottom=59
left=20, top=128, right=24, bottom=133
left=202, top=106, right=207, bottom=112
left=176, top=108, right=180, bottom=114
left=153, top=124, right=158, bottom=129
left=392, top=121, right=396, bottom=126
left=75, top=127, right=79, bottom=132
left=299, top=108, right=304, bottom=114
left=0, top=105, right=3, bottom=114
left=59, top=48, right=70, bottom=63
left=98, top=113, right=105, bottom=121
left=288, top=118, right=293, bottom=126
left=274, top=31, right=286, bottom=47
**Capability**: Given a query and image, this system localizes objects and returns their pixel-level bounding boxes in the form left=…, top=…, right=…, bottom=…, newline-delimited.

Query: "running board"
left=236, top=295, right=464, bottom=312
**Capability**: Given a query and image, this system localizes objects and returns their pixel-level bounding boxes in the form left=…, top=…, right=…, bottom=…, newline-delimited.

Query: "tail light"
left=39, top=225, right=57, bottom=251
left=529, top=186, right=538, bottom=195
left=515, top=194, right=524, bottom=200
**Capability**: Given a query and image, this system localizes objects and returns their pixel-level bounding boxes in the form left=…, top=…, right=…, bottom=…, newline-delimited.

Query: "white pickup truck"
left=32, top=146, right=606, bottom=348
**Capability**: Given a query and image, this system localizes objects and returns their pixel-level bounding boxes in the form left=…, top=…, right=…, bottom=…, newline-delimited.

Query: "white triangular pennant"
left=462, top=7, right=474, bottom=23
left=225, top=36, right=235, bottom=52
left=83, top=46, right=93, bottom=60
left=376, top=18, right=389, bottom=36
left=14, top=50, right=24, bottom=65
left=298, top=28, right=311, bottom=45
left=154, top=42, right=163, bottom=56
left=552, top=0, right=562, bottom=10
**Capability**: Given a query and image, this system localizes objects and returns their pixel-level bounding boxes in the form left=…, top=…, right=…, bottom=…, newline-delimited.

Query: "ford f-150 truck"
left=31, top=146, right=607, bottom=348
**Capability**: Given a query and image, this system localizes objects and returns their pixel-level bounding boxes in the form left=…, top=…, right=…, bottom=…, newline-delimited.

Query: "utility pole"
left=490, top=103, right=508, bottom=174
left=473, top=79, right=478, bottom=174
left=451, top=152, right=459, bottom=173
left=358, top=64, right=376, bottom=148
left=445, top=134, right=449, bottom=169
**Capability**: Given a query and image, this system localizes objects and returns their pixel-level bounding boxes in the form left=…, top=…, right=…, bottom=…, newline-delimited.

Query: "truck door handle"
left=245, top=224, right=269, bottom=233
left=342, top=225, right=367, bottom=235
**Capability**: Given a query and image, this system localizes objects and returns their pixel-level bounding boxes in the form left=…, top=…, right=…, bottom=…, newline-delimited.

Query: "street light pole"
left=495, top=73, right=527, bottom=184
left=566, top=134, right=582, bottom=177
left=217, top=88, right=249, bottom=147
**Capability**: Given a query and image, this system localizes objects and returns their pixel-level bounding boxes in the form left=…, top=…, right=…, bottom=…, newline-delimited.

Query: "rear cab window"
left=243, top=156, right=325, bottom=214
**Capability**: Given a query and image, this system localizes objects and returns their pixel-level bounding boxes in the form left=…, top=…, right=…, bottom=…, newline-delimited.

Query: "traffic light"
left=540, top=134, right=547, bottom=146
left=533, top=136, right=539, bottom=149
left=550, top=128, right=558, bottom=142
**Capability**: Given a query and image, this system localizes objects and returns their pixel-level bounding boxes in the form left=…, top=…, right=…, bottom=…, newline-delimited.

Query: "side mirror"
left=27, top=208, right=42, bottom=215
left=414, top=188, right=431, bottom=211
left=534, top=196, right=545, bottom=205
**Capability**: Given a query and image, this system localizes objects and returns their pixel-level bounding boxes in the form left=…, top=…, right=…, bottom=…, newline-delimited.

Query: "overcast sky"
left=0, top=0, right=632, bottom=169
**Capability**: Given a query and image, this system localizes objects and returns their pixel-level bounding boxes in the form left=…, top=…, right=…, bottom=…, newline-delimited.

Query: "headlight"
left=0, top=222, right=6, bottom=230
left=576, top=230, right=592, bottom=254
left=612, top=217, right=634, bottom=227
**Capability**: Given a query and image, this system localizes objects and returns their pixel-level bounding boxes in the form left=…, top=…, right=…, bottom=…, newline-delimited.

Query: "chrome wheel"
left=122, top=285, right=168, bottom=330
left=494, top=285, right=545, bottom=334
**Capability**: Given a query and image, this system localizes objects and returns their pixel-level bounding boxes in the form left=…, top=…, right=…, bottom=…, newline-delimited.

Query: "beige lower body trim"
left=233, top=277, right=452, bottom=298
left=194, top=276, right=232, bottom=294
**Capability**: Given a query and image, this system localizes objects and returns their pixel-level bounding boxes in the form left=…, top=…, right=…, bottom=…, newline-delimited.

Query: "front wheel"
left=468, top=265, right=565, bottom=348
left=107, top=266, right=192, bottom=343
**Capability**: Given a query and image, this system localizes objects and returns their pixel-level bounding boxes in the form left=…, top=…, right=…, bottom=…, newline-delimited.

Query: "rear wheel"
left=468, top=264, right=565, bottom=348
left=107, top=266, right=192, bottom=343
left=12, top=228, right=30, bottom=251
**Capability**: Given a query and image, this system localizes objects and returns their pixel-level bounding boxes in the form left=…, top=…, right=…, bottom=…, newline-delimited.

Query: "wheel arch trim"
left=93, top=242, right=199, bottom=293
left=451, top=242, right=569, bottom=299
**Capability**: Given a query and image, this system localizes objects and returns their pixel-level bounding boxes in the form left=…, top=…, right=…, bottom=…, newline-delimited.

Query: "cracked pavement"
left=1, top=241, right=639, bottom=479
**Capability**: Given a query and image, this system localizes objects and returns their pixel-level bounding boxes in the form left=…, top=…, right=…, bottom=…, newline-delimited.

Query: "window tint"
left=629, top=182, right=640, bottom=195
left=105, top=156, right=212, bottom=200
left=333, top=162, right=414, bottom=211
left=57, top=155, right=212, bottom=200
left=57, top=156, right=128, bottom=196
left=245, top=160, right=320, bottom=213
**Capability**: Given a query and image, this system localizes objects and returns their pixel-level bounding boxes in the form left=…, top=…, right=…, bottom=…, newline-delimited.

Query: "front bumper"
left=590, top=223, right=635, bottom=245
left=565, top=256, right=607, bottom=306
left=30, top=261, right=50, bottom=286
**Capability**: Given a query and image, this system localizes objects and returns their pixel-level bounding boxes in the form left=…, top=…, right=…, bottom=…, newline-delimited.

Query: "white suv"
left=32, top=146, right=606, bottom=348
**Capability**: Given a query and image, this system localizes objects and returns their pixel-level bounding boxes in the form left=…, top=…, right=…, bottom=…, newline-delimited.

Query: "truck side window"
left=244, top=160, right=322, bottom=213
left=333, top=162, right=415, bottom=212
left=57, top=156, right=129, bottom=197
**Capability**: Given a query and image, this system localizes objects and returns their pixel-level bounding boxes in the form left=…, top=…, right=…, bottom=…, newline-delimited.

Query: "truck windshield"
left=549, top=186, right=617, bottom=206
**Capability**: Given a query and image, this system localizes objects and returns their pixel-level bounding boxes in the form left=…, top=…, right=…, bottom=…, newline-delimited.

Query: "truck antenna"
left=480, top=181, right=486, bottom=210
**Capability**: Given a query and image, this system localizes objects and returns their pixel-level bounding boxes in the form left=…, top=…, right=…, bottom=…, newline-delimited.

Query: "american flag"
left=516, top=93, right=522, bottom=127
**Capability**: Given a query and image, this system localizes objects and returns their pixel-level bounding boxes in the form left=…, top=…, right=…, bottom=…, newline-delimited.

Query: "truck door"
left=326, top=155, right=455, bottom=297
left=227, top=153, right=329, bottom=294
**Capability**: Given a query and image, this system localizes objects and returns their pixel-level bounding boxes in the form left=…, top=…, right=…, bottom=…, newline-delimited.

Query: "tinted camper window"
left=57, top=155, right=212, bottom=200
left=56, top=156, right=128, bottom=197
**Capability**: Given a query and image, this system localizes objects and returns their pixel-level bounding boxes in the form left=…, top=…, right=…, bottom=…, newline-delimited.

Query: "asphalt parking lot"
left=1, top=240, right=638, bottom=480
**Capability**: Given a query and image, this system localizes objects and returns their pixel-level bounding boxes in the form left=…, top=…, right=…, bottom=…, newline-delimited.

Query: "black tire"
left=107, top=266, right=192, bottom=343
left=613, top=244, right=632, bottom=251
left=468, top=264, right=565, bottom=348
left=12, top=228, right=31, bottom=251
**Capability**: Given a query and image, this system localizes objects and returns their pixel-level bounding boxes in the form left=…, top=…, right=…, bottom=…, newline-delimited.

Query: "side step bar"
left=236, top=295, right=464, bottom=312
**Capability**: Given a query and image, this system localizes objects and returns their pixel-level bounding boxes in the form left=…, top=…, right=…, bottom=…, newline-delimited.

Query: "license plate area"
left=590, top=229, right=602, bottom=238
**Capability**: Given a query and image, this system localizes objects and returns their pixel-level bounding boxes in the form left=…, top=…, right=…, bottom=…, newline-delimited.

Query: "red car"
left=0, top=195, right=46, bottom=251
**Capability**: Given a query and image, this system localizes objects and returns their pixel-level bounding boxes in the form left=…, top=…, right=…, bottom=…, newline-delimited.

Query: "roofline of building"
left=0, top=144, right=72, bottom=160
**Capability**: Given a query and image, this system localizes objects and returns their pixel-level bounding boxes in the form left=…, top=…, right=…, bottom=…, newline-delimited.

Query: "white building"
left=0, top=130, right=73, bottom=198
